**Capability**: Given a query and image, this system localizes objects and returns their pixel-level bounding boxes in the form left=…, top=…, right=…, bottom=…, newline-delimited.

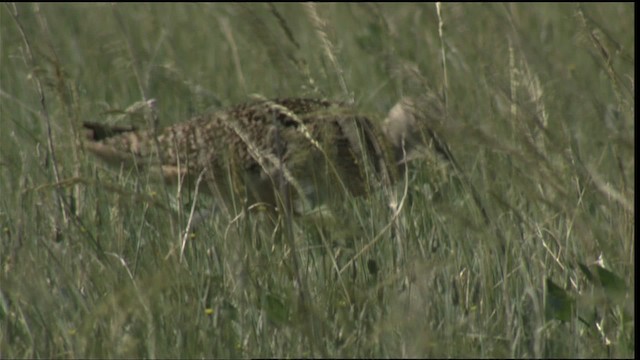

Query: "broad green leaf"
left=594, top=265, right=627, bottom=299
left=545, top=278, right=575, bottom=322
left=577, top=262, right=596, bottom=284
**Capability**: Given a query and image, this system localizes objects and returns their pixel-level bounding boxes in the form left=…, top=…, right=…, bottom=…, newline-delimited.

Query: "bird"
left=82, top=97, right=438, bottom=216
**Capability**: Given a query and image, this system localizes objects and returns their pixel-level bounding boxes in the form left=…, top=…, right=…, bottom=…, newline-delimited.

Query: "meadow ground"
left=0, top=3, right=634, bottom=358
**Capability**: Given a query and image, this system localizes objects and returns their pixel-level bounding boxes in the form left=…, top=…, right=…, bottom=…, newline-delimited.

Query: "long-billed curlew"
left=83, top=97, right=440, bottom=215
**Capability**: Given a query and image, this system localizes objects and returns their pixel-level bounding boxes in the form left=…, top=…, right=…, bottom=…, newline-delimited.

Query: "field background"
left=0, top=3, right=634, bottom=358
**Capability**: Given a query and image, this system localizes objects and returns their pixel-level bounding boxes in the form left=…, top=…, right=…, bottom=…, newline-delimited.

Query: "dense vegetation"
left=0, top=3, right=634, bottom=357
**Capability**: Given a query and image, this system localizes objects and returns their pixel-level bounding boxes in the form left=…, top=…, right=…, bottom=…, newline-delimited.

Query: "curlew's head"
left=383, top=96, right=444, bottom=166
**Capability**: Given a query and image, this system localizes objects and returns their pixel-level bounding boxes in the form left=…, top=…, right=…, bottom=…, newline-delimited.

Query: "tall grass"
left=0, top=3, right=634, bottom=358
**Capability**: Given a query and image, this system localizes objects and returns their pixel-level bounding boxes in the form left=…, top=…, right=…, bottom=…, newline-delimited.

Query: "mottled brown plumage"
left=83, top=98, right=402, bottom=213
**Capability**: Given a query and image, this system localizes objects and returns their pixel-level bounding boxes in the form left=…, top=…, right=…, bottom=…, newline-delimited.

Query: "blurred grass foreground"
left=0, top=3, right=634, bottom=358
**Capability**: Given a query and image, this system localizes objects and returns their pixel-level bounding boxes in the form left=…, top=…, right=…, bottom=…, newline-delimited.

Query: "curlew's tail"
left=83, top=122, right=139, bottom=141
left=82, top=121, right=157, bottom=168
